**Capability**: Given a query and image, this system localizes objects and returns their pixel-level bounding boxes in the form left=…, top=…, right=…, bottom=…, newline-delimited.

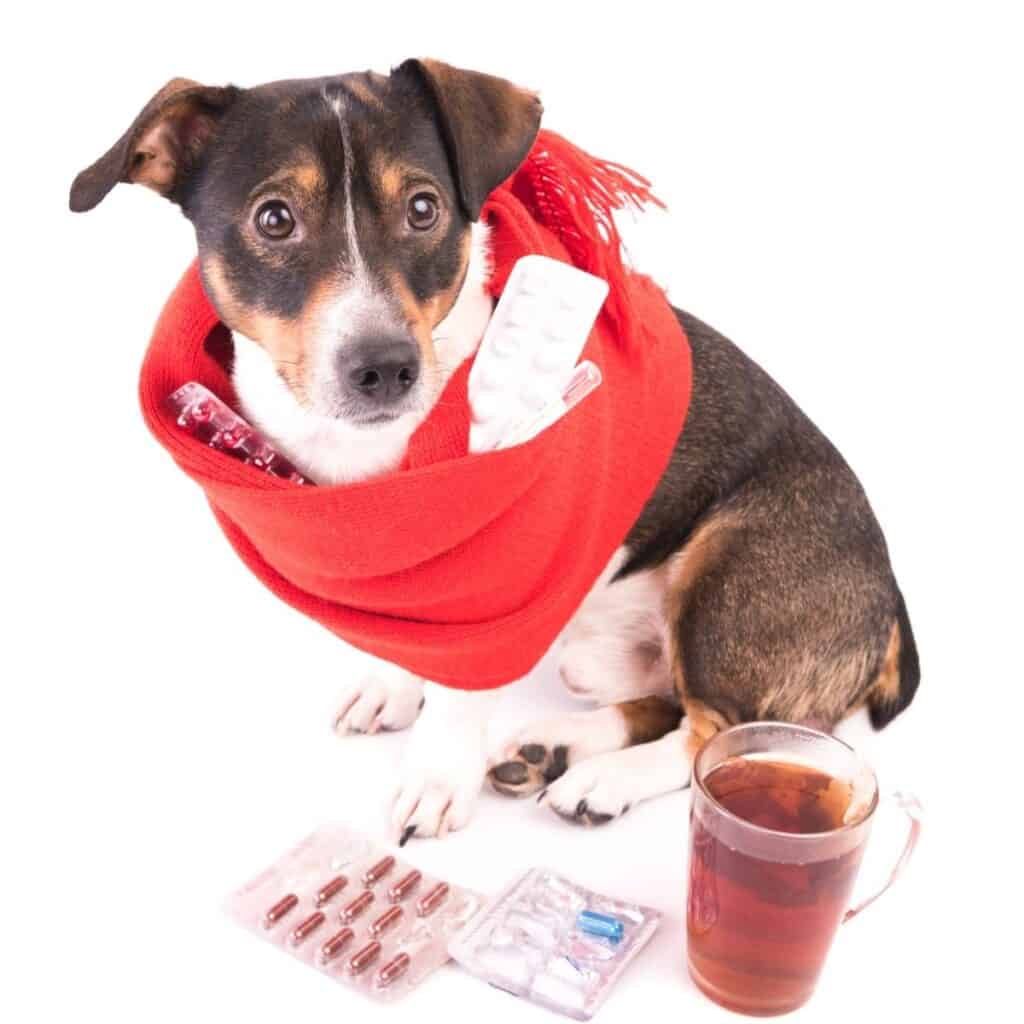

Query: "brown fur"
left=617, top=696, right=683, bottom=745
left=623, top=308, right=918, bottom=741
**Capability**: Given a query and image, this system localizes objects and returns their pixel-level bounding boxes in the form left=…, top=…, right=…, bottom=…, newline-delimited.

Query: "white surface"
left=5, top=3, right=1020, bottom=1021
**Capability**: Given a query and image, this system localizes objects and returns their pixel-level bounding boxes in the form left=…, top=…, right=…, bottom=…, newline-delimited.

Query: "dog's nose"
left=341, top=337, right=421, bottom=405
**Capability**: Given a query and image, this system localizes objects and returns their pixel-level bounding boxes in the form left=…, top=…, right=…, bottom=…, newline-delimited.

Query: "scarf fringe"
left=508, top=129, right=665, bottom=348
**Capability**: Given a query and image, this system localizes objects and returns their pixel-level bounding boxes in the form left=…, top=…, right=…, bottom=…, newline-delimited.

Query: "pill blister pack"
left=166, top=382, right=310, bottom=484
left=226, top=825, right=482, bottom=1003
left=448, top=868, right=661, bottom=1020
left=468, top=255, right=608, bottom=453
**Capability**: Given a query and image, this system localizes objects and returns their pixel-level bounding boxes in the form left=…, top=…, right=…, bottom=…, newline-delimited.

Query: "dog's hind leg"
left=488, top=696, right=681, bottom=798
left=539, top=725, right=693, bottom=824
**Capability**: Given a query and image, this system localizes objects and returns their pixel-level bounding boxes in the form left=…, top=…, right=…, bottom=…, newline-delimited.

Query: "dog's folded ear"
left=395, top=59, right=542, bottom=220
left=69, top=78, right=239, bottom=213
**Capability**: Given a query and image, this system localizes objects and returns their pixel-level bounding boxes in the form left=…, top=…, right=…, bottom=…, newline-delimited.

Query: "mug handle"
left=843, top=790, right=923, bottom=924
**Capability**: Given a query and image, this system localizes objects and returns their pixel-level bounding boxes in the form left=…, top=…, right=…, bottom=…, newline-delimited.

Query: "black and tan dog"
left=71, top=59, right=919, bottom=842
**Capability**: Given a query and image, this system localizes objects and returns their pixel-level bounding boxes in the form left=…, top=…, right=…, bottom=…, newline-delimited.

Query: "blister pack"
left=447, top=868, right=661, bottom=1020
left=166, top=381, right=310, bottom=484
left=226, top=825, right=483, bottom=1003
left=468, top=255, right=608, bottom=453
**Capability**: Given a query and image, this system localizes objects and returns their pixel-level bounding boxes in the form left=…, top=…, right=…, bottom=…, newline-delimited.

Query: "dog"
left=70, top=59, right=920, bottom=843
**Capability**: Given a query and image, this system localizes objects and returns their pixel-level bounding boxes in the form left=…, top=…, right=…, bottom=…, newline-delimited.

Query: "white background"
left=4, top=2, right=1020, bottom=1021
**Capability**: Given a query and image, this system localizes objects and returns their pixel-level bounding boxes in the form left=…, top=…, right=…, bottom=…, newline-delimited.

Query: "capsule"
left=370, top=905, right=404, bottom=937
left=346, top=940, right=382, bottom=975
left=339, top=890, right=374, bottom=923
left=289, top=911, right=326, bottom=946
left=387, top=869, right=422, bottom=903
left=415, top=881, right=450, bottom=917
left=575, top=909, right=624, bottom=944
left=314, top=875, right=348, bottom=907
left=375, top=952, right=411, bottom=989
left=262, top=893, right=298, bottom=928
left=318, top=927, right=354, bottom=964
left=362, top=856, right=396, bottom=886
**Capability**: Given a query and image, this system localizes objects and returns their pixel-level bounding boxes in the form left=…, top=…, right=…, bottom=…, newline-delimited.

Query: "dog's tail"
left=868, top=585, right=921, bottom=729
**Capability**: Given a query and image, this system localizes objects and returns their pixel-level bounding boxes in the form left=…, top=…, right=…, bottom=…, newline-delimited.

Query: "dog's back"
left=621, top=308, right=920, bottom=742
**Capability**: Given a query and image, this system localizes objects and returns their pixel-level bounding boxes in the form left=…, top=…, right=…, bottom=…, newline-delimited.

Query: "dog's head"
left=70, top=61, right=541, bottom=426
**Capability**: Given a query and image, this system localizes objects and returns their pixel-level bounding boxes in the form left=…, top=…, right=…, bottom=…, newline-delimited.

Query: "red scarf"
left=139, top=131, right=691, bottom=689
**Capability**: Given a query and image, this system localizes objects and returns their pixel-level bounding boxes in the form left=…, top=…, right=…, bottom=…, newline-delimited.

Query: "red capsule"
left=362, top=856, right=395, bottom=886
left=289, top=911, right=325, bottom=946
left=318, top=927, right=354, bottom=964
left=415, top=881, right=450, bottom=917
left=387, top=869, right=422, bottom=903
left=346, top=940, right=382, bottom=975
left=370, top=905, right=404, bottom=937
left=262, top=893, right=298, bottom=928
left=314, top=875, right=348, bottom=907
left=375, top=953, right=411, bottom=989
left=339, top=890, right=374, bottom=923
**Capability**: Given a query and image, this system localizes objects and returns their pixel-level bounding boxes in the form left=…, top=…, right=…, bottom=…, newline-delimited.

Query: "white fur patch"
left=333, top=653, right=424, bottom=735
left=389, top=683, right=501, bottom=841
left=558, top=547, right=674, bottom=705
left=493, top=706, right=629, bottom=766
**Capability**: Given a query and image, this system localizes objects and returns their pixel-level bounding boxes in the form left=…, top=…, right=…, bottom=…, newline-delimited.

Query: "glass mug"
left=686, top=722, right=921, bottom=1016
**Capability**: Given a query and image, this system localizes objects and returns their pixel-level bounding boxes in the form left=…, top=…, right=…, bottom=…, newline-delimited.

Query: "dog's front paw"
left=389, top=748, right=486, bottom=844
left=388, top=694, right=494, bottom=842
left=333, top=666, right=424, bottom=736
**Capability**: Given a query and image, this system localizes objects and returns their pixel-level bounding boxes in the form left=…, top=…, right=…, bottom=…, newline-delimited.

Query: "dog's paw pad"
left=489, top=743, right=569, bottom=797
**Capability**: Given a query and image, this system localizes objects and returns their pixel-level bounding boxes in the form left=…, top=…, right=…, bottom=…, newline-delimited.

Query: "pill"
left=531, top=970, right=587, bottom=1012
left=576, top=909, right=624, bottom=944
left=318, top=927, right=354, bottom=964
left=568, top=936, right=617, bottom=962
left=262, top=893, right=298, bottom=928
left=347, top=940, right=382, bottom=975
left=362, top=856, right=395, bottom=886
left=289, top=911, right=325, bottom=946
left=375, top=952, right=411, bottom=988
left=416, top=881, right=450, bottom=917
left=314, top=875, right=348, bottom=906
left=370, top=905, right=404, bottom=936
left=387, top=869, right=422, bottom=903
left=339, top=890, right=374, bottom=923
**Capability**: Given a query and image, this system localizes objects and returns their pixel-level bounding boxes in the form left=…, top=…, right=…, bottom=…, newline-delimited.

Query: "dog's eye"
left=255, top=200, right=295, bottom=240
left=407, top=193, right=440, bottom=231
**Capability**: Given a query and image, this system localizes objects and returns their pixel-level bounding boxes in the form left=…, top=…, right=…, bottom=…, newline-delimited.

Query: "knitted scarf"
left=139, top=131, right=691, bottom=689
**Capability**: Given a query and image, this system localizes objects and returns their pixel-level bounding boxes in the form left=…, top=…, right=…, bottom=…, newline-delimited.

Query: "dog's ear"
left=69, top=78, right=239, bottom=213
left=396, top=59, right=542, bottom=220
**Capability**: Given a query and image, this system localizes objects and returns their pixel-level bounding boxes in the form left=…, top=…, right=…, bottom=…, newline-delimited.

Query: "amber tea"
left=687, top=752, right=870, bottom=1015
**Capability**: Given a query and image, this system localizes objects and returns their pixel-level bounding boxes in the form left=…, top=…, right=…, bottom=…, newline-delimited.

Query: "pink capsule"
left=318, top=927, right=354, bottom=964
left=314, top=875, right=348, bottom=907
left=339, top=890, right=374, bottom=923
left=346, top=940, right=382, bottom=975
left=370, top=905, right=403, bottom=937
left=362, top=856, right=395, bottom=886
left=262, top=893, right=298, bottom=928
left=289, top=911, right=325, bottom=946
left=375, top=952, right=411, bottom=989
left=387, top=869, right=422, bottom=903
left=415, top=882, right=450, bottom=917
